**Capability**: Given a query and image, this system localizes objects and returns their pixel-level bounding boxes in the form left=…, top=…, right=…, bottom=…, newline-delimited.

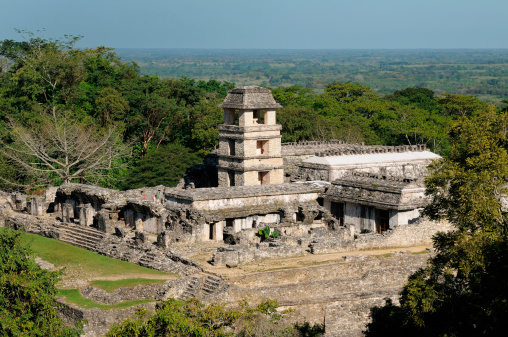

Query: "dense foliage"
left=121, top=143, right=203, bottom=189
left=0, top=33, right=505, bottom=193
left=106, top=298, right=324, bottom=337
left=364, top=108, right=508, bottom=336
left=0, top=229, right=82, bottom=336
left=0, top=33, right=232, bottom=190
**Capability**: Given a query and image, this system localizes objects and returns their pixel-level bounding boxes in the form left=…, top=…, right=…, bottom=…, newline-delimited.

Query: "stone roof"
left=165, top=182, right=327, bottom=202
left=303, top=149, right=441, bottom=167
left=323, top=172, right=429, bottom=210
left=218, top=86, right=283, bottom=110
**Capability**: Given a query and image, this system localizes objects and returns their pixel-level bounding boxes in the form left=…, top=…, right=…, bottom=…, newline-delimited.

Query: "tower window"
left=228, top=139, right=235, bottom=156
left=253, top=110, right=265, bottom=124
left=256, top=140, right=268, bottom=155
left=228, top=170, right=235, bottom=186
left=258, top=171, right=269, bottom=185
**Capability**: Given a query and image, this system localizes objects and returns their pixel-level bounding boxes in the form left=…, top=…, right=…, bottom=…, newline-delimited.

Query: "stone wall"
left=57, top=301, right=156, bottom=337
left=211, top=242, right=305, bottom=267
left=310, top=220, right=453, bottom=255
left=206, top=253, right=430, bottom=336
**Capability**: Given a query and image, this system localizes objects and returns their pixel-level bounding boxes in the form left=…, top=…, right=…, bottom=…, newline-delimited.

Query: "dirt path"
left=205, top=244, right=432, bottom=278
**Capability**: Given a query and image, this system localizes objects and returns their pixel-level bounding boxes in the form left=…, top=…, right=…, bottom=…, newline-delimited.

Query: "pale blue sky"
left=2, top=0, right=507, bottom=49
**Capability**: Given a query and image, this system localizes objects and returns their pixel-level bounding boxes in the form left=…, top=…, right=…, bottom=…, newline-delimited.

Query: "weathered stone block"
left=115, top=225, right=128, bottom=238
left=135, top=230, right=148, bottom=245
left=62, top=203, right=74, bottom=223
left=135, top=218, right=144, bottom=231
left=78, top=204, right=95, bottom=226
left=96, top=211, right=110, bottom=233
left=157, top=230, right=173, bottom=249
left=30, top=197, right=44, bottom=216
left=13, top=193, right=25, bottom=211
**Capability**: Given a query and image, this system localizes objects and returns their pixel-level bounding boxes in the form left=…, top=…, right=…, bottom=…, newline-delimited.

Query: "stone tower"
left=217, top=86, right=284, bottom=187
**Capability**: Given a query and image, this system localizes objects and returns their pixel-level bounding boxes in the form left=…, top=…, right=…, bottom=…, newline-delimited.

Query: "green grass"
left=90, top=278, right=166, bottom=293
left=374, top=253, right=392, bottom=258
left=412, top=250, right=430, bottom=255
left=18, top=231, right=168, bottom=277
left=0, top=228, right=176, bottom=287
left=57, top=289, right=154, bottom=310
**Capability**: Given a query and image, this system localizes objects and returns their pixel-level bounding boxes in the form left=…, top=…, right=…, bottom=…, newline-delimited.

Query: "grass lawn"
left=90, top=278, right=166, bottom=293
left=1, top=228, right=178, bottom=288
left=57, top=289, right=154, bottom=310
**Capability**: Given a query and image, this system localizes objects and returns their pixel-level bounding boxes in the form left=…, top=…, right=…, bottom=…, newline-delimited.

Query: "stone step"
left=202, top=283, right=219, bottom=290
left=204, top=278, right=219, bottom=285
left=55, top=224, right=105, bottom=241
left=59, top=237, right=95, bottom=251
left=60, top=231, right=99, bottom=246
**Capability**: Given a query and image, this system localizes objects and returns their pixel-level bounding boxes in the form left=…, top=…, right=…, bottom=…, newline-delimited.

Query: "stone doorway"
left=375, top=209, right=390, bottom=234
left=330, top=202, right=344, bottom=226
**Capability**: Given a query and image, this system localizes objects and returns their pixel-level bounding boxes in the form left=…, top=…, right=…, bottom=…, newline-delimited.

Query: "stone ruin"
left=0, top=87, right=449, bottom=268
left=0, top=86, right=457, bottom=336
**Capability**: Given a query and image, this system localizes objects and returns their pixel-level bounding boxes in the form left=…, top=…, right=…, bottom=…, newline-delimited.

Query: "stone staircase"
left=137, top=250, right=200, bottom=276
left=54, top=223, right=105, bottom=250
left=180, top=273, right=225, bottom=300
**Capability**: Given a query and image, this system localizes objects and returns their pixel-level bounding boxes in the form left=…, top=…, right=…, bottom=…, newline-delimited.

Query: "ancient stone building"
left=323, top=172, right=430, bottom=235
left=44, top=86, right=445, bottom=252
left=1, top=85, right=459, bottom=337
left=217, top=86, right=284, bottom=187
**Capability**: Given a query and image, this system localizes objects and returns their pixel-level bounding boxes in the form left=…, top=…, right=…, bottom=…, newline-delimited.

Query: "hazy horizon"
left=2, top=0, right=507, bottom=50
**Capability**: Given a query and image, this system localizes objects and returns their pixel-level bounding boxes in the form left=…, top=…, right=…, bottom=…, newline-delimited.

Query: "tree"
left=0, top=229, right=82, bottom=336
left=436, top=93, right=496, bottom=117
left=364, top=109, right=508, bottom=336
left=385, top=87, right=439, bottom=112
left=121, top=143, right=202, bottom=189
left=324, top=81, right=378, bottom=104
left=1, top=109, right=128, bottom=187
left=0, top=34, right=131, bottom=188
left=369, top=101, right=452, bottom=153
left=106, top=298, right=323, bottom=337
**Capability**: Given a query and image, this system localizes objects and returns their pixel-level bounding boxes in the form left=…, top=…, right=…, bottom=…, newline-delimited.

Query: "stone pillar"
left=43, top=187, right=58, bottom=204
left=30, top=197, right=43, bottom=216
left=78, top=204, right=95, bottom=226
left=157, top=230, right=173, bottom=249
left=61, top=203, right=74, bottom=223
left=65, top=199, right=76, bottom=217
left=233, top=219, right=242, bottom=233
left=96, top=211, right=110, bottom=233
left=13, top=193, right=24, bottom=211
left=214, top=221, right=224, bottom=242
left=202, top=223, right=210, bottom=241
left=135, top=230, right=148, bottom=245
left=135, top=218, right=144, bottom=231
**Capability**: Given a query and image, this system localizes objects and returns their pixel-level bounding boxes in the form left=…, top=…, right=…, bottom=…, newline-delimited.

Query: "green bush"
left=0, top=229, right=82, bottom=336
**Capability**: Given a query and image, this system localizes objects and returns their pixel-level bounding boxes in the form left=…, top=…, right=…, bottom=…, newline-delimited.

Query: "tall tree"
left=1, top=109, right=128, bottom=186
left=364, top=109, right=508, bottom=336
left=0, top=34, right=129, bottom=188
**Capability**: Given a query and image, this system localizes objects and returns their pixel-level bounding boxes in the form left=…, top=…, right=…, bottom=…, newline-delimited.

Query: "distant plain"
left=116, top=49, right=508, bottom=104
